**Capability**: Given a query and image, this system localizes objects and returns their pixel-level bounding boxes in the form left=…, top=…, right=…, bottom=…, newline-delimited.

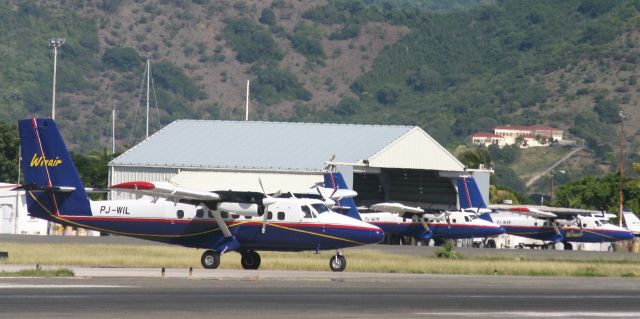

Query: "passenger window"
left=245, top=215, right=252, bottom=220
left=231, top=214, right=239, bottom=219
left=310, top=203, right=329, bottom=214
left=583, top=223, right=587, bottom=228
left=534, top=222, right=537, bottom=226
left=277, top=211, right=285, bottom=220
left=220, top=211, right=229, bottom=219
left=452, top=219, right=457, bottom=223
left=196, top=209, right=204, bottom=218
left=302, top=206, right=312, bottom=218
left=176, top=210, right=184, bottom=219
left=267, top=211, right=273, bottom=220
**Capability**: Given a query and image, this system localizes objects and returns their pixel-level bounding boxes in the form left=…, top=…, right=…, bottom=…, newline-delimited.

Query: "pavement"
left=0, top=268, right=639, bottom=318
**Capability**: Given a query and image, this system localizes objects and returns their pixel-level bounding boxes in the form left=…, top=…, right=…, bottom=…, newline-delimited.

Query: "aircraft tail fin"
left=623, top=210, right=640, bottom=235
left=18, top=118, right=91, bottom=218
left=323, top=172, right=362, bottom=220
left=457, top=176, right=487, bottom=209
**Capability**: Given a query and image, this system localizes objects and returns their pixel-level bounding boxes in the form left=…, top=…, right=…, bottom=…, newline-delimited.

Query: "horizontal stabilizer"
left=12, top=183, right=76, bottom=192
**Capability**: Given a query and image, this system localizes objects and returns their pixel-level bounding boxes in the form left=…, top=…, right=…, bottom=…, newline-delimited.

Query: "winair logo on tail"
left=30, top=154, right=62, bottom=167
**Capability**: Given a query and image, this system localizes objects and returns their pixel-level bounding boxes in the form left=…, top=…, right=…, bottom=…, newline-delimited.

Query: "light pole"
left=550, top=169, right=565, bottom=204
left=618, top=110, right=626, bottom=227
left=49, top=37, right=65, bottom=120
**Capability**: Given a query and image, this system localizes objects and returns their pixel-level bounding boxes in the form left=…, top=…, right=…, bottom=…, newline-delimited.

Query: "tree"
left=259, top=8, right=276, bottom=25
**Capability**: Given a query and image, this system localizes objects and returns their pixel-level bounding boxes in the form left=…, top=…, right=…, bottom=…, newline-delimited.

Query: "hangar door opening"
left=353, top=168, right=456, bottom=212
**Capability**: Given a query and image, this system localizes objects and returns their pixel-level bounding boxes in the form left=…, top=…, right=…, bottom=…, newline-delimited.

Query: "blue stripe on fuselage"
left=371, top=222, right=502, bottom=239
left=503, top=225, right=633, bottom=242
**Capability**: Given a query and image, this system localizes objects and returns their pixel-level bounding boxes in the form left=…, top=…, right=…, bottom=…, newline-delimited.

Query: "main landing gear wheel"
left=201, top=250, right=220, bottom=269
left=240, top=250, right=261, bottom=270
left=329, top=255, right=347, bottom=272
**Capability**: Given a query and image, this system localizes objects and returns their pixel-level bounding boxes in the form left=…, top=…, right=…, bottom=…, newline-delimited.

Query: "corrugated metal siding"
left=171, top=170, right=322, bottom=193
left=367, top=128, right=464, bottom=171
left=110, top=120, right=420, bottom=172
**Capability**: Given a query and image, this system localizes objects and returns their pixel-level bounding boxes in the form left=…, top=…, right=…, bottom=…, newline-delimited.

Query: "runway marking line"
left=0, top=283, right=135, bottom=289
left=415, top=312, right=640, bottom=318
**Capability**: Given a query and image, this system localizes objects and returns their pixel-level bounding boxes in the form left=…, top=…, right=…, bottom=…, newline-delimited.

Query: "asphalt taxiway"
left=1, top=268, right=639, bottom=319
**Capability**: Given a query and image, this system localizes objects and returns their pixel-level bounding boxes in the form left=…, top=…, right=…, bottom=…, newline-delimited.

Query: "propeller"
left=258, top=178, right=277, bottom=234
left=315, top=185, right=336, bottom=207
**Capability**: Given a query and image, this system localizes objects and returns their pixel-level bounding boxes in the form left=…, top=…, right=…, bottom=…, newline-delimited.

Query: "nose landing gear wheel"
left=201, top=250, right=220, bottom=269
left=329, top=255, right=346, bottom=272
left=240, top=250, right=261, bottom=270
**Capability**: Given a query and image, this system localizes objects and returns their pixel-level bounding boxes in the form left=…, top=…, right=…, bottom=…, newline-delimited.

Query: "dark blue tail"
left=323, top=172, right=361, bottom=220
left=19, top=118, right=91, bottom=218
left=457, top=176, right=487, bottom=209
left=457, top=176, right=494, bottom=222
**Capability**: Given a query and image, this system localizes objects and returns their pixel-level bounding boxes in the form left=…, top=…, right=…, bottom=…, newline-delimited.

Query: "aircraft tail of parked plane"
left=18, top=118, right=92, bottom=218
left=456, top=176, right=494, bottom=223
left=323, top=171, right=363, bottom=220
left=623, top=210, right=640, bottom=236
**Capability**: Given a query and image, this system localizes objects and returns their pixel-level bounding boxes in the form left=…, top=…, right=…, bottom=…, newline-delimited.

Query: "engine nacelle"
left=216, top=202, right=261, bottom=217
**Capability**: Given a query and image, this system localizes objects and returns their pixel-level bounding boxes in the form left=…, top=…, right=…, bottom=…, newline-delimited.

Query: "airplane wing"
left=370, top=202, right=424, bottom=214
left=490, top=205, right=558, bottom=219
left=111, top=181, right=221, bottom=201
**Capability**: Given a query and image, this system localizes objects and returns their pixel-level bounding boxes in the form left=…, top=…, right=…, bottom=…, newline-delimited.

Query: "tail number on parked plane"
left=99, top=206, right=130, bottom=215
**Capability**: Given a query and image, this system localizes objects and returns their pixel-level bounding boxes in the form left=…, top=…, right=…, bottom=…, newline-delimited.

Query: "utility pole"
left=619, top=110, right=626, bottom=227
left=146, top=59, right=150, bottom=139
left=49, top=38, right=65, bottom=120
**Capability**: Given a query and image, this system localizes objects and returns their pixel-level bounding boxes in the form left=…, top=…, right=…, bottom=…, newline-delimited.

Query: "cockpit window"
left=301, top=206, right=313, bottom=218
left=311, top=203, right=329, bottom=214
left=464, top=216, right=471, bottom=223
left=595, top=220, right=602, bottom=227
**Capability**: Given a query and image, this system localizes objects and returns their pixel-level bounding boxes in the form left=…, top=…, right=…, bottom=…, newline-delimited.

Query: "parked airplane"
left=323, top=172, right=504, bottom=245
left=453, top=175, right=634, bottom=249
left=18, top=118, right=384, bottom=271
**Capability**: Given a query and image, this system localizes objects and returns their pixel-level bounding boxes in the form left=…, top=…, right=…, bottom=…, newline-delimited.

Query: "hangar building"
left=109, top=120, right=475, bottom=211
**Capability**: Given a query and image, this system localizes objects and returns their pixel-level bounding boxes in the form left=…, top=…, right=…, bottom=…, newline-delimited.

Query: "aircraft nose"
left=369, top=226, right=385, bottom=244
left=619, top=230, right=635, bottom=241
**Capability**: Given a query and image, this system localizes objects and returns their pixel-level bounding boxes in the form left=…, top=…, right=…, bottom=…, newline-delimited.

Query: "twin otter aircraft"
left=19, top=118, right=383, bottom=271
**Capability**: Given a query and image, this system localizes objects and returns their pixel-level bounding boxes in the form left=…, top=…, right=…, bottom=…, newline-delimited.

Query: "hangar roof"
left=110, top=120, right=464, bottom=172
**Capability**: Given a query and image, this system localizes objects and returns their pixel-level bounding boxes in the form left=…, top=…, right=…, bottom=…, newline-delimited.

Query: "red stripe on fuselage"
left=61, top=215, right=378, bottom=231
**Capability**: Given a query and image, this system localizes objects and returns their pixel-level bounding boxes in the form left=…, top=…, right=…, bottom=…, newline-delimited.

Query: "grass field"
left=0, top=268, right=74, bottom=277
left=1, top=242, right=640, bottom=277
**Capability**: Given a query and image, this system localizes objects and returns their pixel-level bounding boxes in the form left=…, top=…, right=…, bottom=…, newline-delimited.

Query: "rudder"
left=323, top=172, right=362, bottom=220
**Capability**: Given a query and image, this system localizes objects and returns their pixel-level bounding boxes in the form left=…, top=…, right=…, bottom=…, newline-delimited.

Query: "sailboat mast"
left=146, top=59, right=150, bottom=139
left=245, top=80, right=250, bottom=121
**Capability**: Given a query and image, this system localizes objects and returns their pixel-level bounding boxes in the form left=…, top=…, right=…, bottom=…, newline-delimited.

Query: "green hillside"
left=0, top=0, right=639, bottom=192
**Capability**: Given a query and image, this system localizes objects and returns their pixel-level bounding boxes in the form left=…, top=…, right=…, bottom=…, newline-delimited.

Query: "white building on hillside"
left=472, top=125, right=563, bottom=148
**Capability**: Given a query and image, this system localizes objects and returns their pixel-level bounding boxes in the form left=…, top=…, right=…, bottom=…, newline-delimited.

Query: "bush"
left=259, top=8, right=276, bottom=25
left=435, top=240, right=462, bottom=259
left=223, top=18, right=283, bottom=64
left=102, top=47, right=143, bottom=71
left=289, top=22, right=325, bottom=65
left=251, top=65, right=312, bottom=105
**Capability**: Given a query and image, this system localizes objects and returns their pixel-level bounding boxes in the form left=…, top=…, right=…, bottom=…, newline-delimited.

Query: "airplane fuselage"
left=490, top=211, right=634, bottom=243
left=26, top=194, right=384, bottom=252
left=360, top=211, right=504, bottom=240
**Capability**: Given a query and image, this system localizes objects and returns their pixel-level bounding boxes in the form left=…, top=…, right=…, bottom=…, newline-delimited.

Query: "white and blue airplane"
left=18, top=118, right=384, bottom=271
left=455, top=176, right=635, bottom=249
left=323, top=172, right=504, bottom=244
